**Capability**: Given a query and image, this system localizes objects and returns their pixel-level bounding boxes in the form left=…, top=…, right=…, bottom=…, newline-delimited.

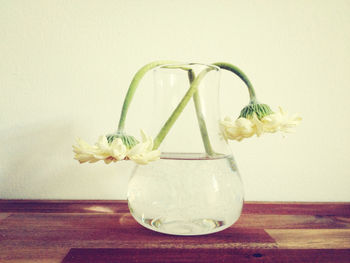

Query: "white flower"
left=127, top=130, right=160, bottom=165
left=220, top=107, right=301, bottom=141
left=93, top=136, right=127, bottom=164
left=73, top=130, right=160, bottom=165
left=73, top=136, right=127, bottom=164
left=261, top=107, right=302, bottom=133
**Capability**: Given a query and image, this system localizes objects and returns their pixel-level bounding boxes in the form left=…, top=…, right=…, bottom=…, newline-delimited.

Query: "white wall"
left=1, top=0, right=350, bottom=201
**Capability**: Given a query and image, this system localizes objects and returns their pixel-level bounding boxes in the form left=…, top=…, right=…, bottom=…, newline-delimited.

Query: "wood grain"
left=0, top=213, right=10, bottom=222
left=267, top=229, right=350, bottom=249
left=0, top=200, right=128, bottom=213
left=0, top=214, right=276, bottom=249
left=1, top=200, right=349, bottom=215
left=235, top=214, right=350, bottom=229
left=0, top=248, right=69, bottom=263
left=0, top=200, right=349, bottom=262
left=63, top=248, right=350, bottom=263
left=242, top=202, right=350, bottom=216
left=2, top=213, right=349, bottom=231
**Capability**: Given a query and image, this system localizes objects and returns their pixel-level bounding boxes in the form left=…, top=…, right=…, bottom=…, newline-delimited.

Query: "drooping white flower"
left=220, top=106, right=301, bottom=141
left=127, top=130, right=160, bottom=165
left=261, top=107, right=302, bottom=133
left=73, top=136, right=127, bottom=164
left=73, top=130, right=160, bottom=165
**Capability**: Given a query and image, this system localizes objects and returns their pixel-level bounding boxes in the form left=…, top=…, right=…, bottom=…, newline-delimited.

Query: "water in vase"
left=127, top=153, right=244, bottom=235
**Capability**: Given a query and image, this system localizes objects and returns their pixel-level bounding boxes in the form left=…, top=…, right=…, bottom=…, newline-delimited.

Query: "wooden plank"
left=0, top=248, right=68, bottom=263
left=0, top=201, right=349, bottom=262
left=1, top=200, right=349, bottom=216
left=243, top=202, right=350, bottom=216
left=0, top=200, right=128, bottom=213
left=266, top=229, right=350, bottom=249
left=234, top=214, right=350, bottom=229
left=2, top=212, right=349, bottom=232
left=0, top=212, right=276, bottom=250
left=0, top=225, right=276, bottom=249
left=62, top=248, right=350, bottom=263
left=0, top=213, right=126, bottom=230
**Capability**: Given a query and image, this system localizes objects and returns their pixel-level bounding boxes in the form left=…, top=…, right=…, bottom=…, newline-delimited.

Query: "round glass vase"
left=127, top=63, right=244, bottom=236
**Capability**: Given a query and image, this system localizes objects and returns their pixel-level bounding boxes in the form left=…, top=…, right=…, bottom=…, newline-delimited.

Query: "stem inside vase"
left=152, top=66, right=216, bottom=151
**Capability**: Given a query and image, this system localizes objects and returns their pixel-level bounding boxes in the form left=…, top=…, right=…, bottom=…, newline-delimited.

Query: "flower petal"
left=127, top=130, right=160, bottom=164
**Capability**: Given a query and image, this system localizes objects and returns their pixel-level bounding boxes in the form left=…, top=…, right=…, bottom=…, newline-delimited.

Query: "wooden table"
left=0, top=200, right=349, bottom=262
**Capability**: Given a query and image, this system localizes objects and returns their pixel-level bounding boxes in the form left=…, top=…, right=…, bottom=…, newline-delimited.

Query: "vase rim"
left=155, top=62, right=220, bottom=71
left=160, top=152, right=230, bottom=160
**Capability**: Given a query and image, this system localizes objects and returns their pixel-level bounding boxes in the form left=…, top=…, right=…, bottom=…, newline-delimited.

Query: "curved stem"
left=153, top=67, right=214, bottom=150
left=212, top=62, right=257, bottom=102
left=117, top=60, right=180, bottom=132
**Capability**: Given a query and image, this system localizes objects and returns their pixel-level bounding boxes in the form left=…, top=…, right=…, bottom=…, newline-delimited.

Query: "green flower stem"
left=157, top=67, right=214, bottom=155
left=212, top=62, right=257, bottom=102
left=117, top=60, right=179, bottom=132
left=153, top=67, right=214, bottom=150
left=188, top=70, right=214, bottom=155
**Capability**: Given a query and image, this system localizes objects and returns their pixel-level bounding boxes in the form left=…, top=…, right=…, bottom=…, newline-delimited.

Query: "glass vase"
left=127, top=63, right=244, bottom=235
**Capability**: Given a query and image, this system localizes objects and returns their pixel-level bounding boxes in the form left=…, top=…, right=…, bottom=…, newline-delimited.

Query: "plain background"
left=1, top=0, right=350, bottom=201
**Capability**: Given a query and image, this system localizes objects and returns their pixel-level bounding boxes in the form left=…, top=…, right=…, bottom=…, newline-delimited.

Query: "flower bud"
left=239, top=102, right=273, bottom=120
left=106, top=132, right=139, bottom=149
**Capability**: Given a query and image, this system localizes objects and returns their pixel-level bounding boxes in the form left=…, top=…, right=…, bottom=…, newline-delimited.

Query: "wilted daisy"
left=73, top=136, right=127, bottom=164
left=73, top=130, right=160, bottom=165
left=221, top=102, right=301, bottom=141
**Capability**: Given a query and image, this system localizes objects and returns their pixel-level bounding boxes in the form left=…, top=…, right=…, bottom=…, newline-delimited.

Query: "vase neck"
left=151, top=63, right=231, bottom=158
